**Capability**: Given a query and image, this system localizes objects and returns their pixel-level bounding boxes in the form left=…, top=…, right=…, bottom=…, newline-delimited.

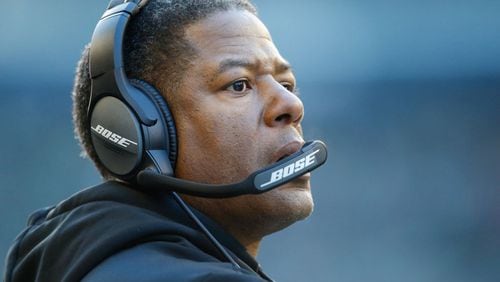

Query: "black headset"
left=88, top=0, right=327, bottom=198
left=88, top=0, right=175, bottom=178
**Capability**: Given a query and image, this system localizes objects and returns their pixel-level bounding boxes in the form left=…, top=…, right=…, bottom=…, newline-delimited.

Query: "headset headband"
left=88, top=0, right=154, bottom=125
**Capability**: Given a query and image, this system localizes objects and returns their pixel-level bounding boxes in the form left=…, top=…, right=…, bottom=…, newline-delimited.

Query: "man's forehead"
left=183, top=10, right=293, bottom=75
left=185, top=9, right=272, bottom=48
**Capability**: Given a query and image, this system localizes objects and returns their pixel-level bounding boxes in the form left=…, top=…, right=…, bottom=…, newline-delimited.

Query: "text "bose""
left=91, top=125, right=138, bottom=148
left=260, top=149, right=319, bottom=188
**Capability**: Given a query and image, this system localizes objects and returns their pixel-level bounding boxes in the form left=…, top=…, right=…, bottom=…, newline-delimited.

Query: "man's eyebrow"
left=217, top=59, right=254, bottom=74
left=276, top=60, right=292, bottom=73
left=216, top=58, right=293, bottom=75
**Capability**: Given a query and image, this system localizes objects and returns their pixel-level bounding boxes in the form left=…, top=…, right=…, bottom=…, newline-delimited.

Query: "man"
left=4, top=0, right=323, bottom=281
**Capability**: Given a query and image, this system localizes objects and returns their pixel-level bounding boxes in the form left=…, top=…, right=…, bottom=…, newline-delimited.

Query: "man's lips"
left=271, top=140, right=305, bottom=164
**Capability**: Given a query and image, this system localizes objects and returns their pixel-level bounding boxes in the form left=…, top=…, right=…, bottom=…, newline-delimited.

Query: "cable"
left=170, top=192, right=242, bottom=270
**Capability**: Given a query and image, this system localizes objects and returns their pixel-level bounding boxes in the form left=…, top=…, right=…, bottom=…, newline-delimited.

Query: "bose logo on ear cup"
left=260, top=149, right=320, bottom=188
left=91, top=125, right=138, bottom=148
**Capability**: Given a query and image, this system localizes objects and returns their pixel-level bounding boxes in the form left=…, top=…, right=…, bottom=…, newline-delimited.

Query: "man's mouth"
left=272, top=140, right=304, bottom=164
left=276, top=154, right=290, bottom=162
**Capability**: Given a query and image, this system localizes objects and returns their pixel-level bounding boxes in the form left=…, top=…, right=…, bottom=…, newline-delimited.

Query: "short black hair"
left=72, top=0, right=257, bottom=179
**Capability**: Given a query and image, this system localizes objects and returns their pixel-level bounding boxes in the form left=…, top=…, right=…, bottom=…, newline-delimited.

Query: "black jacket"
left=4, top=181, right=273, bottom=281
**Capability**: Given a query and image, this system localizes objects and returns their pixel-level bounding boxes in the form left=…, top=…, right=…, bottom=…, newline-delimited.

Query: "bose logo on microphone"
left=91, top=125, right=138, bottom=148
left=260, top=149, right=320, bottom=188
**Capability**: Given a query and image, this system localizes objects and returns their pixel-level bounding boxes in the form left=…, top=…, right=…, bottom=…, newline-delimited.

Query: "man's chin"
left=261, top=188, right=314, bottom=235
left=271, top=179, right=314, bottom=222
left=277, top=173, right=311, bottom=192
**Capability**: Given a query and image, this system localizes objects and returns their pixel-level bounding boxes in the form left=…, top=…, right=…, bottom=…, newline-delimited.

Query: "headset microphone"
left=137, top=140, right=327, bottom=198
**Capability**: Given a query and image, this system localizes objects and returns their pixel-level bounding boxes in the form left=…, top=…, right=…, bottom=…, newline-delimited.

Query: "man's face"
left=167, top=9, right=313, bottom=237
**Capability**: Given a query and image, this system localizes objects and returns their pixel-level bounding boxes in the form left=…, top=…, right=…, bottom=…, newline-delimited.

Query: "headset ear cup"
left=89, top=96, right=143, bottom=177
left=129, top=79, right=178, bottom=168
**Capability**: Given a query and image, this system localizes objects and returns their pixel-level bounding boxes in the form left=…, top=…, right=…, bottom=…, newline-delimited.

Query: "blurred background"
left=1, top=1, right=499, bottom=281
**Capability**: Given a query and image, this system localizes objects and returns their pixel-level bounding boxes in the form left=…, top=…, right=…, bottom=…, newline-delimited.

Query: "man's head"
left=73, top=0, right=256, bottom=179
left=73, top=0, right=313, bottom=255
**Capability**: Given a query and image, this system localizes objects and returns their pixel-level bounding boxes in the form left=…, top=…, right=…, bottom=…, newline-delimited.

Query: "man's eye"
left=281, top=82, right=295, bottom=92
left=227, top=79, right=251, bottom=93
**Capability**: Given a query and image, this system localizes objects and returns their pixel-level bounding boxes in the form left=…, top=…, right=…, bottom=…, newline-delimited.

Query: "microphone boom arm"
left=137, top=140, right=328, bottom=198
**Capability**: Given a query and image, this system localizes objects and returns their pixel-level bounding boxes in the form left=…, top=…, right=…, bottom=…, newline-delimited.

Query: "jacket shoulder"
left=82, top=240, right=265, bottom=282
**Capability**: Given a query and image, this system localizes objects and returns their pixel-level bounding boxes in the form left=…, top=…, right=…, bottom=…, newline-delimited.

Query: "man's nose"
left=262, top=80, right=304, bottom=128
